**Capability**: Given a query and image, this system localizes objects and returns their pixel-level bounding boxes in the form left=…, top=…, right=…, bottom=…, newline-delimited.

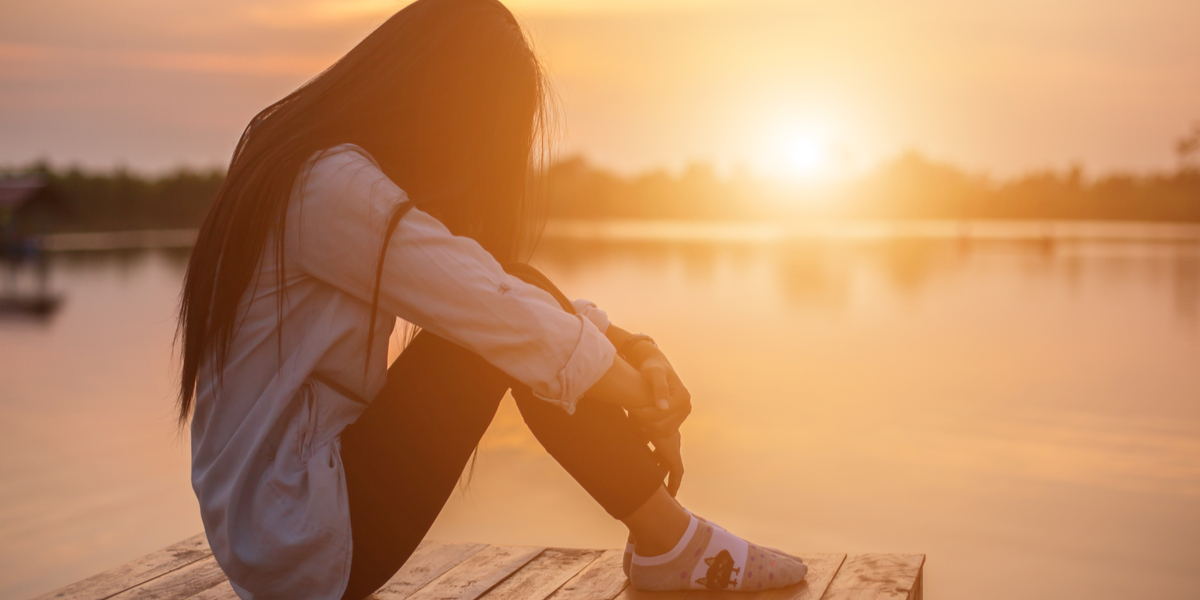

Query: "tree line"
left=4, top=150, right=1198, bottom=233
left=11, top=164, right=224, bottom=232
left=543, top=151, right=1199, bottom=222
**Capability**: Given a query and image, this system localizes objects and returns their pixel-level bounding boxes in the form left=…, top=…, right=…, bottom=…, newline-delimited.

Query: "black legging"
left=338, top=266, right=665, bottom=600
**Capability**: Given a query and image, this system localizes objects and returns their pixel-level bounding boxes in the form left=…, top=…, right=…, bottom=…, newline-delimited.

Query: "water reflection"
left=0, top=240, right=61, bottom=322
left=536, top=235, right=1200, bottom=327
left=505, top=229, right=1200, bottom=600
left=1175, top=258, right=1200, bottom=321
left=2, top=223, right=1199, bottom=600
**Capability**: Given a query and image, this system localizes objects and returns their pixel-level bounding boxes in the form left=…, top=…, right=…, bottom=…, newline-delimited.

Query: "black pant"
left=338, top=267, right=665, bottom=600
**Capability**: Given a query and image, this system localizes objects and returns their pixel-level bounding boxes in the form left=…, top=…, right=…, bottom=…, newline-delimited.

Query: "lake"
left=1, top=220, right=1198, bottom=600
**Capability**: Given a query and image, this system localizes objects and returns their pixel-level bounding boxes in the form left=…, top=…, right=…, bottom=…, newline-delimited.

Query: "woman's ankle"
left=621, top=487, right=691, bottom=557
left=633, top=514, right=695, bottom=557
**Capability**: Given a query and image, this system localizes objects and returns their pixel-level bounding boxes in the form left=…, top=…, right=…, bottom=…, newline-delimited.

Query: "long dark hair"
left=177, top=0, right=553, bottom=425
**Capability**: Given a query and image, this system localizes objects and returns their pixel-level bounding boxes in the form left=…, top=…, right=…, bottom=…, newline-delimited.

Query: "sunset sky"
left=1, top=0, right=1197, bottom=179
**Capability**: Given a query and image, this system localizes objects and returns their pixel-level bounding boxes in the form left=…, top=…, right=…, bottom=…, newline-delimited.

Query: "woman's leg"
left=338, top=331, right=511, bottom=600
left=339, top=265, right=804, bottom=597
left=511, top=386, right=666, bottom=519
left=503, top=266, right=807, bottom=592
left=497, top=263, right=670, bottom=521
left=338, top=328, right=675, bottom=600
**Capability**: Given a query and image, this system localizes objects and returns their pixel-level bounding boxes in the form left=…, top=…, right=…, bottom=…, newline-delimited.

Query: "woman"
left=178, top=1, right=807, bottom=598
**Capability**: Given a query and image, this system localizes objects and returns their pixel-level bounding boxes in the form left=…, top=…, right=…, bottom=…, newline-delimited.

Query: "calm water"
left=2, top=222, right=1198, bottom=600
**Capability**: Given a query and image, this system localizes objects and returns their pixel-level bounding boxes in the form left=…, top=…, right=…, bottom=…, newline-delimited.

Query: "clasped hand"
left=584, top=327, right=692, bottom=496
left=630, top=353, right=690, bottom=496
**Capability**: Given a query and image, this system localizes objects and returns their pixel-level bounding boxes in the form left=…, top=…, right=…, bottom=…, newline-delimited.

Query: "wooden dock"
left=32, top=535, right=923, bottom=600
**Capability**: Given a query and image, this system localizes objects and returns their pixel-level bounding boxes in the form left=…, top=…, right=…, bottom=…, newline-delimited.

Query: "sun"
left=762, top=133, right=832, bottom=183
left=750, top=115, right=845, bottom=184
left=783, top=137, right=828, bottom=177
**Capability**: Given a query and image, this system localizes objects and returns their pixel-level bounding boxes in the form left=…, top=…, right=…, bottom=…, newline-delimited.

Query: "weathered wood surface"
left=820, top=555, right=924, bottom=600
left=477, top=548, right=601, bottom=600
left=369, top=542, right=488, bottom=600
left=614, top=553, right=845, bottom=600
left=33, top=537, right=923, bottom=600
left=545, top=549, right=629, bottom=600
left=32, top=534, right=211, bottom=600
left=106, top=557, right=229, bottom=600
left=186, top=581, right=238, bottom=600
left=405, top=544, right=544, bottom=600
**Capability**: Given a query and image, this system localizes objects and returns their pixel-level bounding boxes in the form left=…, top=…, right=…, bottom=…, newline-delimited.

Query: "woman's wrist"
left=626, top=340, right=664, bottom=368
left=585, top=356, right=655, bottom=409
left=606, top=325, right=662, bottom=368
left=619, top=333, right=657, bottom=364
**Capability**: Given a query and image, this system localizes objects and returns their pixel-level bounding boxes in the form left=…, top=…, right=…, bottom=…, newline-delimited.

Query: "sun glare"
left=783, top=137, right=828, bottom=177
left=754, top=128, right=837, bottom=184
left=747, top=112, right=847, bottom=185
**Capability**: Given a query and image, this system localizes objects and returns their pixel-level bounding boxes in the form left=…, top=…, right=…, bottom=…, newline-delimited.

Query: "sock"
left=690, top=513, right=805, bottom=565
left=628, top=515, right=808, bottom=592
left=623, top=510, right=802, bottom=579
left=623, top=538, right=635, bottom=578
left=623, top=510, right=709, bottom=578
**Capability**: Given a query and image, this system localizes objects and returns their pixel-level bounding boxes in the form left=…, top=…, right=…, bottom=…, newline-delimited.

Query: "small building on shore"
left=0, top=175, right=64, bottom=238
left=0, top=175, right=64, bottom=314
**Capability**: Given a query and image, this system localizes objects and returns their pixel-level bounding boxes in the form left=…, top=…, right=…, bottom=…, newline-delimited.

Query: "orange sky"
left=1, top=0, right=1197, bottom=178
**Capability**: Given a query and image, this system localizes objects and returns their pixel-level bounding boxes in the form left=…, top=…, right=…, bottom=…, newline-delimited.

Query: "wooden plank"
left=819, top=554, right=925, bottom=600
left=615, top=552, right=845, bottom=600
left=405, top=545, right=545, bottom=600
left=764, top=553, right=847, bottom=600
left=741, top=553, right=845, bottom=600
left=38, top=536, right=923, bottom=600
left=369, top=542, right=489, bottom=600
left=477, top=548, right=601, bottom=600
left=185, top=580, right=238, bottom=600
left=909, top=564, right=922, bottom=600
left=106, top=557, right=229, bottom=600
left=545, top=549, right=628, bottom=600
left=32, top=534, right=212, bottom=600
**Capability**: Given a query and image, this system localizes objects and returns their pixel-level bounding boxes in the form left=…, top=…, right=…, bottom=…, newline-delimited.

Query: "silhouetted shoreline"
left=3, top=152, right=1197, bottom=235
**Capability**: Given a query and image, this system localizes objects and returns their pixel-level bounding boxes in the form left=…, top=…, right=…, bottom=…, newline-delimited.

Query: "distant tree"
left=1177, top=121, right=1200, bottom=167
left=0, top=164, right=224, bottom=233
left=5, top=145, right=1199, bottom=228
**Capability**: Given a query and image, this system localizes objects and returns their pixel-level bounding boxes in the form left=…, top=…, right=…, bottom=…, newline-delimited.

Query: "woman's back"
left=190, top=146, right=397, bottom=599
left=190, top=144, right=616, bottom=599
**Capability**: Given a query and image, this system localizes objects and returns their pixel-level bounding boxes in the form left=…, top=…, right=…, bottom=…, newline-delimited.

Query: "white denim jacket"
left=190, top=145, right=615, bottom=600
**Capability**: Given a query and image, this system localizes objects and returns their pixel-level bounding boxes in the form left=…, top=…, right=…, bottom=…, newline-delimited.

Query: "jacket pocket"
left=304, top=376, right=370, bottom=458
left=296, top=381, right=318, bottom=463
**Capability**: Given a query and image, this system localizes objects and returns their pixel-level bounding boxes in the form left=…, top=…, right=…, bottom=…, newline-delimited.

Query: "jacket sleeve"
left=284, top=146, right=615, bottom=413
left=572, top=299, right=610, bottom=335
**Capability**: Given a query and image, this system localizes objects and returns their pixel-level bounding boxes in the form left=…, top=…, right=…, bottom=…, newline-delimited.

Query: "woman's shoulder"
left=284, top=143, right=412, bottom=261
left=295, top=144, right=400, bottom=204
left=304, top=143, right=384, bottom=177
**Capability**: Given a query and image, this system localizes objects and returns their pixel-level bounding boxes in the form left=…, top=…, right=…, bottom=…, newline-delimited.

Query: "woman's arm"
left=605, top=324, right=692, bottom=431
left=604, top=324, right=691, bottom=496
left=583, top=354, right=656, bottom=409
left=286, top=147, right=615, bottom=412
left=605, top=324, right=660, bottom=367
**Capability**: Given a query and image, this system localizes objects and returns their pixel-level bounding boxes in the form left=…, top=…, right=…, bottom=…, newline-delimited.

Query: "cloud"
left=234, top=0, right=738, bottom=29
left=0, top=43, right=333, bottom=78
left=238, top=0, right=406, bottom=29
